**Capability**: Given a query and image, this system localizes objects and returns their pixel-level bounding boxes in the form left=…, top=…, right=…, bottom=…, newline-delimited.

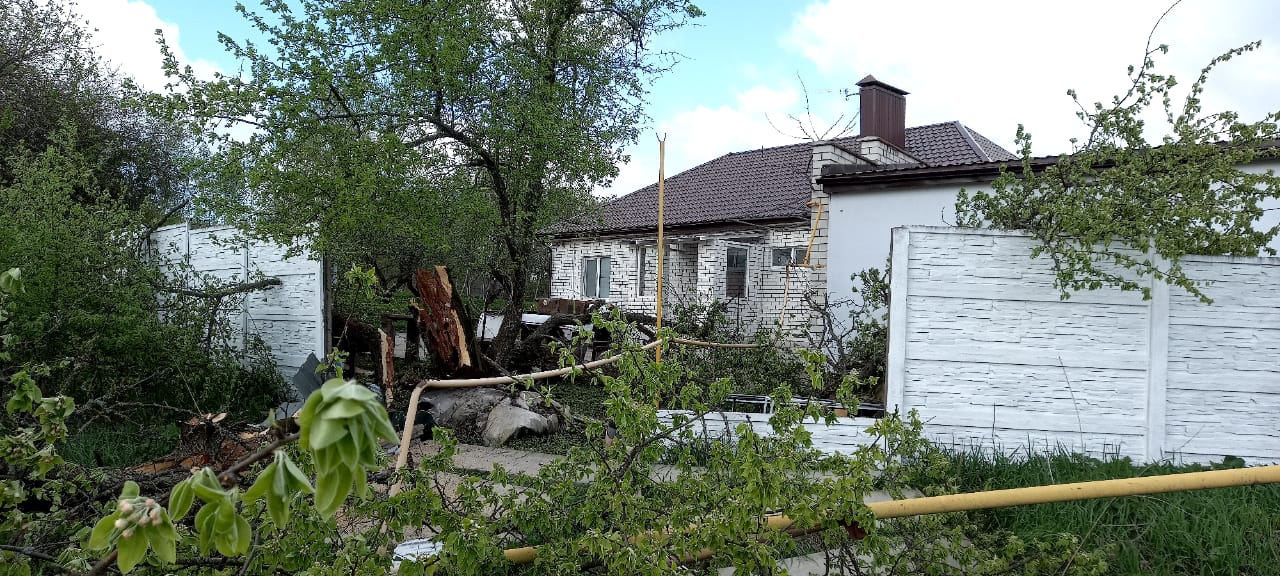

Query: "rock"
left=422, top=388, right=562, bottom=447
left=481, top=401, right=561, bottom=447
left=423, top=388, right=506, bottom=427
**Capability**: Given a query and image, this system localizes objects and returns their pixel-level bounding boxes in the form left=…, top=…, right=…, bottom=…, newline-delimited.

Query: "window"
left=583, top=256, right=611, bottom=299
left=771, top=247, right=807, bottom=267
left=725, top=246, right=747, bottom=298
left=638, top=245, right=657, bottom=296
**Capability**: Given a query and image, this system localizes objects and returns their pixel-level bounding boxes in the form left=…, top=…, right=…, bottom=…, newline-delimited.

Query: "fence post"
left=885, top=227, right=911, bottom=415
left=1145, top=255, right=1170, bottom=462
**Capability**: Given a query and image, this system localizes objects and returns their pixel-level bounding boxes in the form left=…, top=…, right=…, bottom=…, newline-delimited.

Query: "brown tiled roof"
left=548, top=121, right=1014, bottom=236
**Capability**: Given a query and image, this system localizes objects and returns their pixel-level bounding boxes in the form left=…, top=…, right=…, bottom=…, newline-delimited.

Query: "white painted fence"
left=656, top=410, right=884, bottom=455
left=887, top=226, right=1280, bottom=464
left=149, top=223, right=325, bottom=379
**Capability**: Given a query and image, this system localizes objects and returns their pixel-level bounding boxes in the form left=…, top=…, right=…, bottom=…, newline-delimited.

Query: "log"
left=414, top=266, right=476, bottom=375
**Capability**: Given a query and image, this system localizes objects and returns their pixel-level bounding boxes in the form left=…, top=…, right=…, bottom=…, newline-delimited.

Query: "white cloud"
left=783, top=0, right=1280, bottom=155
left=603, top=83, right=853, bottom=196
left=75, top=0, right=221, bottom=90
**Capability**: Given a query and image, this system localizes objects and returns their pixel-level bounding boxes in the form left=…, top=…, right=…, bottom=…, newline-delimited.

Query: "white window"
left=771, top=247, right=807, bottom=267
left=583, top=256, right=611, bottom=299
left=725, top=246, right=747, bottom=298
left=638, top=245, right=657, bottom=296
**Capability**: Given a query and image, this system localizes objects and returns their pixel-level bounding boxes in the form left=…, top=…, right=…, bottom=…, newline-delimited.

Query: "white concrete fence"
left=887, top=226, right=1280, bottom=464
left=149, top=223, right=325, bottom=379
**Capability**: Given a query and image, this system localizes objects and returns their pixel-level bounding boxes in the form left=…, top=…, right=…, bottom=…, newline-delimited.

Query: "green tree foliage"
left=957, top=38, right=1280, bottom=303
left=0, top=0, right=200, bottom=217
left=0, top=127, right=288, bottom=452
left=157, top=0, right=701, bottom=364
left=0, top=0, right=288, bottom=457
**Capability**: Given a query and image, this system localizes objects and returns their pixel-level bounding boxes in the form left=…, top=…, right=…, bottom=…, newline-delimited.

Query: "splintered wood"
left=413, top=266, right=475, bottom=375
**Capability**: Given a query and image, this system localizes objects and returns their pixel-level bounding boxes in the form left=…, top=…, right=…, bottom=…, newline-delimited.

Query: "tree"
left=157, top=0, right=701, bottom=367
left=1, top=0, right=200, bottom=219
left=956, top=22, right=1280, bottom=303
left=0, top=0, right=289, bottom=462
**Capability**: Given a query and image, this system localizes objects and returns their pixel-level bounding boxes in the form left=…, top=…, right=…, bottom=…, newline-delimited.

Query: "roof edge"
left=819, top=156, right=1061, bottom=188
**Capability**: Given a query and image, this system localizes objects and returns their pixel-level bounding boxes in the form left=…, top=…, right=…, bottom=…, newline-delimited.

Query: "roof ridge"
left=953, top=121, right=992, bottom=162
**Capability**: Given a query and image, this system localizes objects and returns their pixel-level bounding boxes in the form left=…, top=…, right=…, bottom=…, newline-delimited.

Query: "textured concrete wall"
left=889, top=226, right=1280, bottom=464
left=657, top=410, right=883, bottom=456
left=1164, top=256, right=1280, bottom=463
left=550, top=227, right=817, bottom=335
left=150, top=224, right=324, bottom=379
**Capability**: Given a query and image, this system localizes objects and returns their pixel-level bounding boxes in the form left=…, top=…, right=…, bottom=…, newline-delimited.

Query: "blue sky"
left=81, top=0, right=1280, bottom=196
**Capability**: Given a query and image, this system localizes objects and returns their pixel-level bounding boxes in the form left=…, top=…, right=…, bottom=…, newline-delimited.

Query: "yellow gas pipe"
left=498, top=464, right=1280, bottom=565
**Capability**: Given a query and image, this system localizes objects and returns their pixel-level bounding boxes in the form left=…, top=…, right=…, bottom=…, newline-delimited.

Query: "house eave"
left=545, top=215, right=808, bottom=241
left=818, top=156, right=1061, bottom=191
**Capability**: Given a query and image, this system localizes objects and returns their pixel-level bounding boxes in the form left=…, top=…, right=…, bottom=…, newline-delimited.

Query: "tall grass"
left=948, top=448, right=1280, bottom=575
left=62, top=422, right=180, bottom=468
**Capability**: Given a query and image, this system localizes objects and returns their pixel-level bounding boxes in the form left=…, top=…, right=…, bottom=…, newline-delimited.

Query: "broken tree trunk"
left=414, top=266, right=477, bottom=376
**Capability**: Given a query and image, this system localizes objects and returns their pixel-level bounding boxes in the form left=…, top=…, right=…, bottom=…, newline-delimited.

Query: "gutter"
left=817, top=156, right=1061, bottom=189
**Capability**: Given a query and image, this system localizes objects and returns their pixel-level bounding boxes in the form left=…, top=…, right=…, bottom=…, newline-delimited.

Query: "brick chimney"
left=857, top=75, right=909, bottom=149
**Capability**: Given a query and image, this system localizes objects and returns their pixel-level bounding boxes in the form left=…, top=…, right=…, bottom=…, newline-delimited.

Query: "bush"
left=0, top=128, right=289, bottom=443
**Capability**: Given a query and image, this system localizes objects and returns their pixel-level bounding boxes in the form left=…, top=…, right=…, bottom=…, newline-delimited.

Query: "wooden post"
left=378, top=318, right=396, bottom=406
left=656, top=134, right=666, bottom=364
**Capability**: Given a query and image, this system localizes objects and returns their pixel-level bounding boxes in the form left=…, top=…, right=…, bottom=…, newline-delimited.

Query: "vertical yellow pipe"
left=655, top=135, right=666, bottom=364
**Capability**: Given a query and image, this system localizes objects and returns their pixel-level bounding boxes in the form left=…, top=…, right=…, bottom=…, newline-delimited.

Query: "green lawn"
left=948, top=448, right=1280, bottom=575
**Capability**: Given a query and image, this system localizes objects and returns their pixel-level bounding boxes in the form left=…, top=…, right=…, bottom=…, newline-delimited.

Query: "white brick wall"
left=150, top=224, right=325, bottom=379
left=888, top=226, right=1280, bottom=464
left=549, top=227, right=818, bottom=336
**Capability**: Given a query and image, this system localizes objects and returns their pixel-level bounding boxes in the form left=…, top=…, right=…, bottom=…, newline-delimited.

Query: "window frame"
left=582, top=256, right=611, bottom=299
left=637, top=244, right=657, bottom=297
left=724, top=244, right=749, bottom=299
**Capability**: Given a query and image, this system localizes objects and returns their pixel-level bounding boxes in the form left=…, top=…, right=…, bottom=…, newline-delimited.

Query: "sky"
left=77, top=0, right=1280, bottom=197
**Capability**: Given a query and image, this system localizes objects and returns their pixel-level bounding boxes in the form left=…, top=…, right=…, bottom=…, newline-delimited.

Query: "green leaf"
left=370, top=404, right=398, bottom=442
left=168, top=480, right=194, bottom=520
left=116, top=528, right=148, bottom=573
left=214, top=498, right=236, bottom=533
left=296, top=390, right=324, bottom=450
left=334, top=435, right=357, bottom=464
left=320, top=398, right=365, bottom=419
left=308, top=415, right=347, bottom=450
left=121, top=481, right=140, bottom=500
left=243, top=462, right=276, bottom=503
left=272, top=454, right=288, bottom=497
left=266, top=490, right=288, bottom=527
left=88, top=513, right=118, bottom=550
left=5, top=372, right=41, bottom=414
left=150, top=516, right=177, bottom=564
left=233, top=514, right=252, bottom=554
left=314, top=463, right=351, bottom=518
left=195, top=503, right=216, bottom=555
left=352, top=465, right=368, bottom=499
left=281, top=452, right=314, bottom=494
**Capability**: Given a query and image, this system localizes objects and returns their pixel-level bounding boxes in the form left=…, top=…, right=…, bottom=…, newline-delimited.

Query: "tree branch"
left=218, top=432, right=301, bottom=488
left=0, top=545, right=80, bottom=575
left=154, top=277, right=282, bottom=300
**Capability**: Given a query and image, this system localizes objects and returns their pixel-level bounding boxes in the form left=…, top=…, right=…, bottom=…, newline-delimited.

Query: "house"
left=545, top=76, right=1017, bottom=337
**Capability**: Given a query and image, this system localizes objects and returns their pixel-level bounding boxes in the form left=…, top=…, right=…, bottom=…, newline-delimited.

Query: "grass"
left=62, top=422, right=180, bottom=468
left=948, top=448, right=1280, bottom=576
